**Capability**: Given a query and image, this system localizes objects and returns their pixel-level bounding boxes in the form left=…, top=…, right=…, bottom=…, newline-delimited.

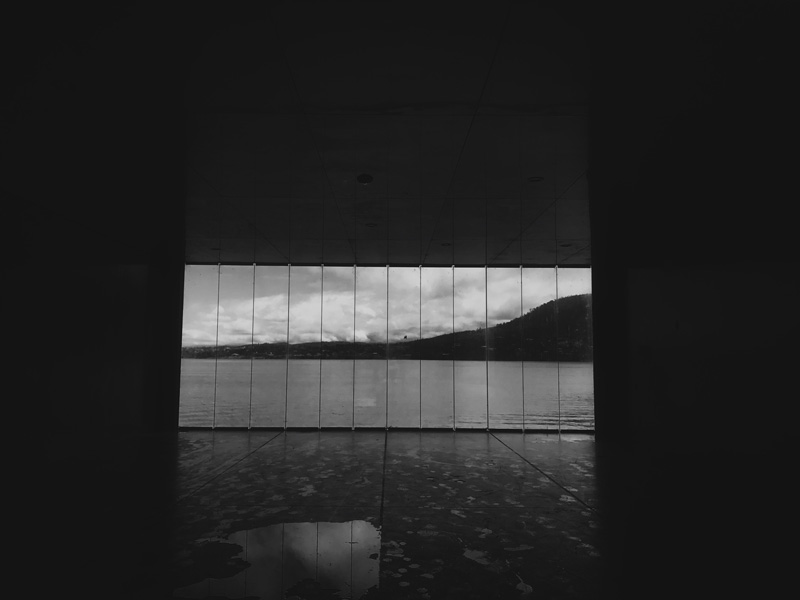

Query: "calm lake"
left=179, top=359, right=594, bottom=430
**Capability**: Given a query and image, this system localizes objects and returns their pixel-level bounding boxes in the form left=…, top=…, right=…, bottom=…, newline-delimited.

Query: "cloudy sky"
left=181, top=265, right=591, bottom=347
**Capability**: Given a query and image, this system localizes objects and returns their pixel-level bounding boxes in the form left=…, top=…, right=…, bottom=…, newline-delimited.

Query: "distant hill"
left=182, top=293, right=592, bottom=362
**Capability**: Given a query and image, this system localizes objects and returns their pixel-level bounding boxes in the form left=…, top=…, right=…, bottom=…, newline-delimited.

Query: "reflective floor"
left=45, top=428, right=786, bottom=599
left=129, top=431, right=603, bottom=599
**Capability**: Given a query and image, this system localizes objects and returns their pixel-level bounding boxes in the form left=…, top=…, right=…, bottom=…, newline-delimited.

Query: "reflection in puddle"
left=175, top=520, right=380, bottom=599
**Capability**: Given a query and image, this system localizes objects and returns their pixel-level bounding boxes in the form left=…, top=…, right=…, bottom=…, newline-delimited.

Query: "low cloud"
left=181, top=266, right=591, bottom=347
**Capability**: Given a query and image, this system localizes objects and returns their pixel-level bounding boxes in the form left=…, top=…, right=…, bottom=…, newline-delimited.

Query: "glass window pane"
left=214, top=265, right=255, bottom=427
left=487, top=267, right=523, bottom=429
left=556, top=267, right=594, bottom=430
left=320, top=266, right=355, bottom=427
left=420, top=267, right=454, bottom=428
left=522, top=267, right=559, bottom=430
left=388, top=266, right=421, bottom=427
left=251, top=265, right=289, bottom=428
left=179, top=264, right=219, bottom=427
left=287, top=266, right=322, bottom=427
left=179, top=263, right=592, bottom=432
left=454, top=267, right=487, bottom=429
left=354, top=267, right=387, bottom=427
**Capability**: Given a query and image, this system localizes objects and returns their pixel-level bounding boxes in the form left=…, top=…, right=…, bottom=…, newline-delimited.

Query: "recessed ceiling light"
left=527, top=176, right=544, bottom=183
left=357, top=173, right=373, bottom=184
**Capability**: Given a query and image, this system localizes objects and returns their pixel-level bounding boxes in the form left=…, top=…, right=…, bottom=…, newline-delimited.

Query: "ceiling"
left=184, top=1, right=590, bottom=267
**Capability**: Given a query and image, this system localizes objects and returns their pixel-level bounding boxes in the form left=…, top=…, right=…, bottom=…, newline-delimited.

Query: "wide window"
left=180, top=265, right=593, bottom=430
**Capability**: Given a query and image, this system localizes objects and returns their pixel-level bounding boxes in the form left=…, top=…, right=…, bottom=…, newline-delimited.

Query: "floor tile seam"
left=172, top=504, right=385, bottom=509
left=171, top=503, right=586, bottom=510
left=178, top=433, right=287, bottom=471
left=174, top=503, right=580, bottom=508
left=380, top=504, right=596, bottom=510
left=170, top=502, right=592, bottom=510
left=490, top=433, right=600, bottom=516
left=175, top=431, right=286, bottom=504
left=379, top=430, right=388, bottom=529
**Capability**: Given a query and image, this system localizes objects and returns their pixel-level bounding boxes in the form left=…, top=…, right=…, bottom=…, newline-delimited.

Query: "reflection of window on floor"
left=174, top=520, right=380, bottom=599
left=180, top=266, right=593, bottom=430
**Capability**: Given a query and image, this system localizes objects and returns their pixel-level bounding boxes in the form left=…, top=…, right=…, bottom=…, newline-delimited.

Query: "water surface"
left=180, top=359, right=594, bottom=430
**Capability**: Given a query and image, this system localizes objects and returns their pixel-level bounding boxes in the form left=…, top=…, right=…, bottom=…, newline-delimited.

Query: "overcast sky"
left=181, top=265, right=591, bottom=347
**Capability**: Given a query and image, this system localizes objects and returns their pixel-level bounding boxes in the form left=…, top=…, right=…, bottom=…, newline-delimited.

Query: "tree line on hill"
left=182, top=293, right=592, bottom=362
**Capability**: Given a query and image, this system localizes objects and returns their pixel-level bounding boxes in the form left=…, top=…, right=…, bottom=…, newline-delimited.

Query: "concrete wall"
left=625, top=265, right=798, bottom=453
left=589, top=0, right=796, bottom=454
left=11, top=2, right=795, bottom=447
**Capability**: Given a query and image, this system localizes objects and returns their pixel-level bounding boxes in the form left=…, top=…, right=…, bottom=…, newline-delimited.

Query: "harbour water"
left=179, top=359, right=594, bottom=430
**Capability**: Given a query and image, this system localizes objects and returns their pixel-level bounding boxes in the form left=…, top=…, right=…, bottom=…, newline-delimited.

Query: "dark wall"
left=9, top=1, right=795, bottom=444
left=7, top=5, right=187, bottom=436
left=7, top=2, right=795, bottom=597
left=590, top=0, right=796, bottom=448
left=588, top=2, right=795, bottom=596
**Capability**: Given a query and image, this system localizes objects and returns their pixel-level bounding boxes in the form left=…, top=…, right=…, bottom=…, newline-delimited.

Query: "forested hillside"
left=182, top=294, right=593, bottom=362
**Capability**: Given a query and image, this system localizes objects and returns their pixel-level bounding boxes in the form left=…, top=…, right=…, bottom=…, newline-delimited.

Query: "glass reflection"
left=388, top=267, right=421, bottom=427
left=287, top=266, right=322, bottom=427
left=213, top=265, right=255, bottom=427
left=453, top=267, right=487, bottom=429
left=179, top=264, right=594, bottom=431
left=173, top=520, right=380, bottom=600
left=354, top=267, right=387, bottom=427
left=283, top=522, right=318, bottom=589
left=251, top=265, right=289, bottom=428
left=555, top=267, right=594, bottom=430
left=321, top=266, right=355, bottom=427
left=420, top=267, right=454, bottom=428
left=487, top=267, right=523, bottom=429
left=179, top=264, right=220, bottom=427
left=521, top=267, right=559, bottom=430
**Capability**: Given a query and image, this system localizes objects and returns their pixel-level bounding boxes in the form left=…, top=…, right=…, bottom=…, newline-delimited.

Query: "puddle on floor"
left=174, top=520, right=380, bottom=599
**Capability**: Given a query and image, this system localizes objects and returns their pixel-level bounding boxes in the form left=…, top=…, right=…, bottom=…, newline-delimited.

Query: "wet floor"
left=127, top=430, right=602, bottom=599
left=43, top=426, right=790, bottom=600
left=173, top=520, right=381, bottom=599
